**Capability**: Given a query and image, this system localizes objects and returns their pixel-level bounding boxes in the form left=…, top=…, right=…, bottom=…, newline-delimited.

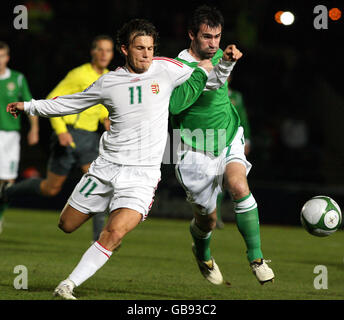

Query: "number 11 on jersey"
left=129, top=86, right=142, bottom=105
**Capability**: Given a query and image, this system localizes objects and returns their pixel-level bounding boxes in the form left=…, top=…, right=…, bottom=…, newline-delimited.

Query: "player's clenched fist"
left=222, top=45, right=243, bottom=62
left=6, top=102, right=24, bottom=118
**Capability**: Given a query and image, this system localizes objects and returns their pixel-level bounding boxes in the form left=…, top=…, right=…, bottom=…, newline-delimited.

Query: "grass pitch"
left=0, top=208, right=343, bottom=300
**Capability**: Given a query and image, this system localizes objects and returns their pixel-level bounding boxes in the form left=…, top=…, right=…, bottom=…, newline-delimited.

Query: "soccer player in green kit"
left=171, top=5, right=274, bottom=285
left=0, top=41, right=39, bottom=233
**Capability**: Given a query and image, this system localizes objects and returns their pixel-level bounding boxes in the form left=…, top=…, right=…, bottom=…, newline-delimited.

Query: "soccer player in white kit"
left=7, top=19, right=215, bottom=300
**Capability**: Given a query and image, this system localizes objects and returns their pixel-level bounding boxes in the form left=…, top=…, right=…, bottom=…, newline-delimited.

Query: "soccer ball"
left=300, top=195, right=342, bottom=237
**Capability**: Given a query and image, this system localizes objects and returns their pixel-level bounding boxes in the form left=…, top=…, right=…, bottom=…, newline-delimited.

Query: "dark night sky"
left=1, top=0, right=343, bottom=185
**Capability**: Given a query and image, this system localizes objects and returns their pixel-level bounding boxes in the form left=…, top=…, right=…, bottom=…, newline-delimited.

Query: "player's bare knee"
left=200, top=220, right=216, bottom=232
left=227, top=180, right=249, bottom=200
left=58, top=219, right=73, bottom=233
left=195, top=213, right=216, bottom=232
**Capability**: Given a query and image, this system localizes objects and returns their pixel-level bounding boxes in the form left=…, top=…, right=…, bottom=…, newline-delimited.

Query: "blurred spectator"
left=0, top=41, right=39, bottom=233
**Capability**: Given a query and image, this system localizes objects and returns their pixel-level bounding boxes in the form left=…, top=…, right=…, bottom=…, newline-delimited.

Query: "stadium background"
left=1, top=0, right=343, bottom=225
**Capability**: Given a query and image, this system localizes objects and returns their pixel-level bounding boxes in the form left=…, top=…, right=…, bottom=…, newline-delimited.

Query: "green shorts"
left=48, top=126, right=100, bottom=176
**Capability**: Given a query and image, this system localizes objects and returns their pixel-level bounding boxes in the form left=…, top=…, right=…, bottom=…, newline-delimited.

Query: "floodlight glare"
left=280, top=11, right=295, bottom=25
left=274, top=11, right=283, bottom=24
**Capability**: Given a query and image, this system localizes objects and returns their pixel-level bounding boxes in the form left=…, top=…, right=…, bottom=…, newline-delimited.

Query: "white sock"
left=68, top=241, right=112, bottom=287
left=233, top=193, right=257, bottom=214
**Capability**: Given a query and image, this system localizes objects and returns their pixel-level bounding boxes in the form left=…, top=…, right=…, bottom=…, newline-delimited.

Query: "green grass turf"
left=0, top=208, right=343, bottom=300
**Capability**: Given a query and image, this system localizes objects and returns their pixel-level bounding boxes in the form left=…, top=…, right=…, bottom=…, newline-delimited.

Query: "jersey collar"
left=178, top=49, right=198, bottom=63
left=0, top=68, right=10, bottom=80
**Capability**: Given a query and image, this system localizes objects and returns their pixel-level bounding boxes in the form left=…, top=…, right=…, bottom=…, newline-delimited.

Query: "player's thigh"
left=0, top=131, right=20, bottom=180
left=224, top=162, right=250, bottom=199
left=81, top=163, right=91, bottom=174
left=58, top=203, right=92, bottom=233
left=221, top=126, right=252, bottom=199
left=59, top=169, right=112, bottom=233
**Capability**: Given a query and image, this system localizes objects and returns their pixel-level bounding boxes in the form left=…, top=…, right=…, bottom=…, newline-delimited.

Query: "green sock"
left=216, top=192, right=224, bottom=221
left=0, top=203, right=9, bottom=220
left=234, top=193, right=263, bottom=263
left=190, top=219, right=212, bottom=261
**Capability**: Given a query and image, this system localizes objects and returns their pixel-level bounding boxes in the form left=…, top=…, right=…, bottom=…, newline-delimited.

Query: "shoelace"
left=251, top=259, right=272, bottom=269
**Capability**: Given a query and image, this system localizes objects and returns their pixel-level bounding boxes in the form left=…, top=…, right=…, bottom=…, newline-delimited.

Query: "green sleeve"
left=20, top=75, right=32, bottom=101
left=169, top=67, right=207, bottom=115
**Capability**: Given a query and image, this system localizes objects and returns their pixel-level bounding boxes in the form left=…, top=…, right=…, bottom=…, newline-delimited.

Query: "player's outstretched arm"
left=206, top=44, right=243, bottom=90
left=169, top=60, right=213, bottom=115
left=7, top=78, right=104, bottom=119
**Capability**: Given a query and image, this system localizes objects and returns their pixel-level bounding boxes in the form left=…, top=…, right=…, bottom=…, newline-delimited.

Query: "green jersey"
left=0, top=69, right=32, bottom=131
left=170, top=49, right=240, bottom=156
left=229, top=89, right=251, bottom=141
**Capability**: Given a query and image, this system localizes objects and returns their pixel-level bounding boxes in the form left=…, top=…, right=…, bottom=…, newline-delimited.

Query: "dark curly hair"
left=188, top=5, right=224, bottom=36
left=116, top=19, right=159, bottom=55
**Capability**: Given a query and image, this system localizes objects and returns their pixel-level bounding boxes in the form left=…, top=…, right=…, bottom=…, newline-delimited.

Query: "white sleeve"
left=158, top=58, right=205, bottom=88
left=174, top=64, right=210, bottom=88
left=172, top=63, right=195, bottom=88
left=205, top=59, right=236, bottom=90
left=24, top=77, right=104, bottom=117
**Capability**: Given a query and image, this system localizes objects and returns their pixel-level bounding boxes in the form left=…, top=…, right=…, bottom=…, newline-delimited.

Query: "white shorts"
left=0, top=130, right=20, bottom=180
left=68, top=156, right=161, bottom=221
left=175, top=127, right=252, bottom=215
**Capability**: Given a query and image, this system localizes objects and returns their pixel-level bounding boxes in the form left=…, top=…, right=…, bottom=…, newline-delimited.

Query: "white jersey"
left=24, top=58, right=203, bottom=166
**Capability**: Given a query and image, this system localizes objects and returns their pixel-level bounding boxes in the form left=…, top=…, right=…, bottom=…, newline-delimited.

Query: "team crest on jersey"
left=7, top=82, right=16, bottom=91
left=151, top=82, right=160, bottom=94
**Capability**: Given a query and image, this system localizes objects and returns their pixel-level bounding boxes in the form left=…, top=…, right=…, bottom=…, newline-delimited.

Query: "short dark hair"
left=116, top=19, right=159, bottom=55
left=0, top=41, right=10, bottom=54
left=188, top=5, right=224, bottom=36
left=91, top=35, right=114, bottom=50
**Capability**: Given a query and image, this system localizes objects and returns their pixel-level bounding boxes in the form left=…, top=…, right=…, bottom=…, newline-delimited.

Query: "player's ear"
left=120, top=45, right=129, bottom=57
left=188, top=30, right=195, bottom=41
